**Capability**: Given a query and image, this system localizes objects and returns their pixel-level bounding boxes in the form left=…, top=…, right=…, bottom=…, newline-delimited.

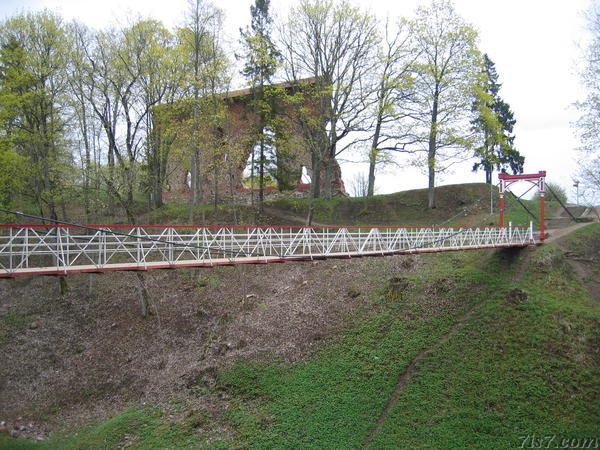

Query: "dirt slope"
left=0, top=253, right=420, bottom=440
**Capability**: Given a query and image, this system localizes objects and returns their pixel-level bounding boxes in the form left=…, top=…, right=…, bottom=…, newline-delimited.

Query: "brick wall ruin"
left=161, top=78, right=346, bottom=203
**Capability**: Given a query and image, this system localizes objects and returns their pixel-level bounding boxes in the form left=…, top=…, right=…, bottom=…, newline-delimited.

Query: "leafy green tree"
left=534, top=181, right=567, bottom=203
left=366, top=18, right=417, bottom=196
left=406, top=0, right=481, bottom=209
left=471, top=54, right=523, bottom=183
left=0, top=11, right=72, bottom=220
left=240, top=0, right=281, bottom=209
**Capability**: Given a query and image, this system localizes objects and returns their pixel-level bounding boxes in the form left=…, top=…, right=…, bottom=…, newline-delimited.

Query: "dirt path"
left=361, top=306, right=478, bottom=448
left=544, top=222, right=594, bottom=243
left=362, top=246, right=533, bottom=448
left=262, top=206, right=331, bottom=227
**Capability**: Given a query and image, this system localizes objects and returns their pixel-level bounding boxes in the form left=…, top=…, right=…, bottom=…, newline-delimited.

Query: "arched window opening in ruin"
left=301, top=166, right=311, bottom=184
left=243, top=129, right=278, bottom=191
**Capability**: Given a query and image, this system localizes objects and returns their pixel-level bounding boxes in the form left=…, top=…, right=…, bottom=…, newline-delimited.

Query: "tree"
left=69, top=20, right=183, bottom=317
left=240, top=0, right=281, bottom=210
left=366, top=18, right=418, bottom=196
left=574, top=1, right=600, bottom=202
left=534, top=181, right=567, bottom=203
left=179, top=0, right=227, bottom=220
left=471, top=54, right=523, bottom=183
left=577, top=158, right=600, bottom=205
left=0, top=11, right=72, bottom=220
left=406, top=0, right=481, bottom=209
left=280, top=0, right=379, bottom=200
left=349, top=172, right=369, bottom=197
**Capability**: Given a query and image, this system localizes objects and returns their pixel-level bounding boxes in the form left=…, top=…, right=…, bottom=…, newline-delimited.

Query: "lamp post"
left=573, top=180, right=580, bottom=206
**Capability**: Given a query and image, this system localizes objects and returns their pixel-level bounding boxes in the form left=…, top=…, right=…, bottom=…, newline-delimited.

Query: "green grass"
left=370, top=244, right=599, bottom=448
left=268, top=183, right=496, bottom=226
left=560, top=223, right=600, bottom=263
left=218, top=245, right=599, bottom=448
left=215, top=249, right=542, bottom=448
left=0, top=408, right=227, bottom=449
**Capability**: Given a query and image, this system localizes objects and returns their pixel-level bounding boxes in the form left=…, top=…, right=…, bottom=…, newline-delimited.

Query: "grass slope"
left=216, top=247, right=598, bottom=448
left=143, top=182, right=515, bottom=227
left=3, top=242, right=597, bottom=449
left=370, top=245, right=599, bottom=448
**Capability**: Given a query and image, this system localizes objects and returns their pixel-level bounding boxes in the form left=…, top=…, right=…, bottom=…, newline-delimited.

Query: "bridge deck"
left=0, top=225, right=534, bottom=278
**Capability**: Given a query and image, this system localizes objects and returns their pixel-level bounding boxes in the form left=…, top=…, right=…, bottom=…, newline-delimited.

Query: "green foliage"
left=0, top=10, right=72, bottom=218
left=535, top=181, right=568, bottom=203
left=471, top=54, right=523, bottom=183
left=407, top=0, right=483, bottom=208
left=0, top=145, right=26, bottom=220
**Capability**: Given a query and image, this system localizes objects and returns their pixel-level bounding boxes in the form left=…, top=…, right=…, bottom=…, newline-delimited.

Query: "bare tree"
left=366, top=18, right=419, bottom=196
left=575, top=2, right=600, bottom=203
left=349, top=172, right=369, bottom=197
left=279, top=0, right=380, bottom=200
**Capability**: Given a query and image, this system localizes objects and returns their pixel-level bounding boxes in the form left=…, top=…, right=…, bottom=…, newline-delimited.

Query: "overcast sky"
left=0, top=0, right=592, bottom=200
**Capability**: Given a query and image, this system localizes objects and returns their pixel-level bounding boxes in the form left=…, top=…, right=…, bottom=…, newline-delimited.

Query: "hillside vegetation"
left=137, top=182, right=540, bottom=228
left=0, top=189, right=597, bottom=449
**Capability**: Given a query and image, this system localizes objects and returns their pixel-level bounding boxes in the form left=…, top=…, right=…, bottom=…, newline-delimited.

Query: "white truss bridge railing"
left=0, top=224, right=535, bottom=278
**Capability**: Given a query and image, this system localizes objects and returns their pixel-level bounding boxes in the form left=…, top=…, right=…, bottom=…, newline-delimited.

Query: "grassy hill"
left=141, top=182, right=543, bottom=228
left=0, top=186, right=597, bottom=449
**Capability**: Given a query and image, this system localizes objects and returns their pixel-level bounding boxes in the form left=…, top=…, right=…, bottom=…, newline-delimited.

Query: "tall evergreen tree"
left=472, top=54, right=523, bottom=183
left=240, top=0, right=281, bottom=209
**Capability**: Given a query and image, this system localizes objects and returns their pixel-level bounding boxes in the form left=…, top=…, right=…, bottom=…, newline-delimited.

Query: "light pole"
left=573, top=180, right=580, bottom=206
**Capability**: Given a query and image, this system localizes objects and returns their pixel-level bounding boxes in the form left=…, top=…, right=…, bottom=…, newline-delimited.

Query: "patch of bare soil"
left=0, top=253, right=422, bottom=440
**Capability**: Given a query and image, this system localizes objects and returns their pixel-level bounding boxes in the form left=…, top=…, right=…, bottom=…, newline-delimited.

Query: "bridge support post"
left=498, top=171, right=546, bottom=242
left=540, top=192, right=545, bottom=242
left=499, top=194, right=505, bottom=228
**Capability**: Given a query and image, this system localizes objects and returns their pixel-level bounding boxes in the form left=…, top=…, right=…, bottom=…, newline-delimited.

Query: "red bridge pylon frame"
left=499, top=171, right=546, bottom=241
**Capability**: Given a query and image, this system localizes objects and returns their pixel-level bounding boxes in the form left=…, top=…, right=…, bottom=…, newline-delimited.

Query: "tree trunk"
left=107, top=147, right=115, bottom=212
left=259, top=137, right=265, bottom=209
left=229, top=169, right=238, bottom=225
left=135, top=272, right=151, bottom=318
left=428, top=159, right=436, bottom=209
left=213, top=169, right=218, bottom=210
left=323, top=157, right=333, bottom=200
left=59, top=277, right=68, bottom=297
left=311, top=151, right=321, bottom=199
left=427, top=88, right=439, bottom=209
left=367, top=120, right=382, bottom=197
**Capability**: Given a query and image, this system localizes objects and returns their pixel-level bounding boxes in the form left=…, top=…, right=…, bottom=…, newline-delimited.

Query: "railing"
left=0, top=224, right=534, bottom=277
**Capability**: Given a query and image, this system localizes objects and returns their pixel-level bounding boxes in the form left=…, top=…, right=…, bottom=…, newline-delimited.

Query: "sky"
left=0, top=0, right=592, bottom=201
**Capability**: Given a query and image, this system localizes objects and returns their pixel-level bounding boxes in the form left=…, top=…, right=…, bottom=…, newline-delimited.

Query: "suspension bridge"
left=0, top=223, right=535, bottom=278
left=0, top=172, right=550, bottom=279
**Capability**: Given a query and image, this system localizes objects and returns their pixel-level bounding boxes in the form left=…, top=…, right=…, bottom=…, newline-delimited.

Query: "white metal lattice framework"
left=0, top=224, right=534, bottom=278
